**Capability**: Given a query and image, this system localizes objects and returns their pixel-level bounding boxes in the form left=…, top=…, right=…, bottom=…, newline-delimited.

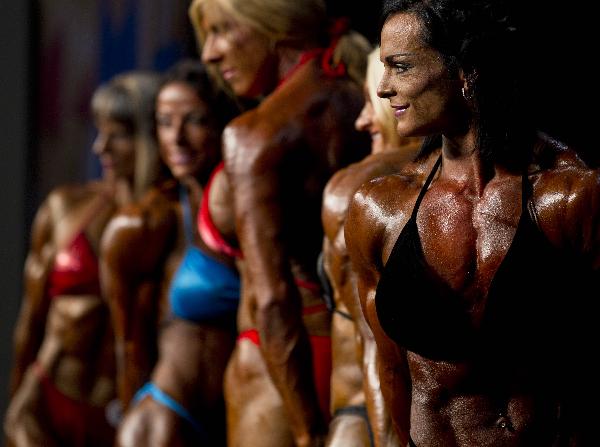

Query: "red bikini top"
left=198, top=162, right=243, bottom=259
left=276, top=17, right=350, bottom=88
left=47, top=231, right=100, bottom=298
left=198, top=164, right=323, bottom=294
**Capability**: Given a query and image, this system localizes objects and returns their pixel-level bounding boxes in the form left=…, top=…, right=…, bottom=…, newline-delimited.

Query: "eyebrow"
left=384, top=53, right=414, bottom=63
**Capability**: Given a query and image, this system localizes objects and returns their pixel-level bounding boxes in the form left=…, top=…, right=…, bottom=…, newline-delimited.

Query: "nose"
left=377, top=70, right=395, bottom=99
left=92, top=133, right=108, bottom=155
left=175, top=120, right=187, bottom=146
left=202, top=33, right=223, bottom=65
left=355, top=101, right=373, bottom=132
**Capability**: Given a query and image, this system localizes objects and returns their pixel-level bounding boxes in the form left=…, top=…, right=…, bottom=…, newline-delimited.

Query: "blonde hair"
left=365, top=48, right=398, bottom=149
left=91, top=71, right=162, bottom=199
left=189, top=0, right=371, bottom=86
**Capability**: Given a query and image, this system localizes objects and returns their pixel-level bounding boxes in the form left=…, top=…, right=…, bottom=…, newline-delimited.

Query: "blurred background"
left=0, top=0, right=384, bottom=427
left=0, top=0, right=595, bottom=433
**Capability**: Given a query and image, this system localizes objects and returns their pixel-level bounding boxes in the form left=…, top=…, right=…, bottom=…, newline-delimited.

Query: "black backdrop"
left=335, top=0, right=598, bottom=166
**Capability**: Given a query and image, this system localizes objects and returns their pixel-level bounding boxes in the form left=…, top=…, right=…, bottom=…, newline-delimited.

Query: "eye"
left=156, top=115, right=171, bottom=127
left=211, top=21, right=232, bottom=36
left=113, top=130, right=132, bottom=140
left=394, top=63, right=411, bottom=74
left=186, top=113, right=209, bottom=126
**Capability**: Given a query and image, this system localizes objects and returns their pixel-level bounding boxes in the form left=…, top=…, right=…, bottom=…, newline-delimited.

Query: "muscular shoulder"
left=221, top=109, right=275, bottom=169
left=101, top=182, right=178, bottom=275
left=345, top=174, right=416, bottom=271
left=45, top=181, right=103, bottom=218
left=345, top=150, right=440, bottom=268
left=530, top=134, right=600, bottom=254
left=223, top=64, right=366, bottom=174
left=322, top=151, right=416, bottom=241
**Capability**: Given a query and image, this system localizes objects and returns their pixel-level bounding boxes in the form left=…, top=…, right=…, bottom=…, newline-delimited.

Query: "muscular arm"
left=100, top=195, right=177, bottom=406
left=322, top=168, right=399, bottom=447
left=536, top=164, right=600, bottom=444
left=345, top=180, right=412, bottom=446
left=224, top=123, right=325, bottom=447
left=10, top=199, right=54, bottom=396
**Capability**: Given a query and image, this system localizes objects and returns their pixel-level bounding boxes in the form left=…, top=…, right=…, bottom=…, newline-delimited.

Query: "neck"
left=101, top=176, right=135, bottom=207
left=440, top=129, right=491, bottom=197
left=181, top=175, right=204, bottom=204
left=113, top=179, right=135, bottom=206
left=276, top=46, right=309, bottom=83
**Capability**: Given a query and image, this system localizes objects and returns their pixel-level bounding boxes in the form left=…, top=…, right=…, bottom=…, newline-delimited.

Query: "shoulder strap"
left=411, top=154, right=442, bottom=220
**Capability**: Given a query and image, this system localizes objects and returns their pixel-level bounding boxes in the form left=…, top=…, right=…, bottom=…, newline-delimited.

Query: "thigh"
left=326, top=413, right=372, bottom=447
left=117, top=397, right=187, bottom=447
left=225, top=339, right=294, bottom=447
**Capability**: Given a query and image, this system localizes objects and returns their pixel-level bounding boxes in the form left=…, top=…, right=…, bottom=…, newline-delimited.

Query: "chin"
left=237, top=79, right=270, bottom=99
left=171, top=167, right=194, bottom=179
left=395, top=124, right=416, bottom=139
left=231, top=81, right=251, bottom=97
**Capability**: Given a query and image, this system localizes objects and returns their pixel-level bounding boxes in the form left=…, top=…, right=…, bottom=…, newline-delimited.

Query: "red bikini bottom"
left=32, top=362, right=114, bottom=446
left=237, top=328, right=332, bottom=422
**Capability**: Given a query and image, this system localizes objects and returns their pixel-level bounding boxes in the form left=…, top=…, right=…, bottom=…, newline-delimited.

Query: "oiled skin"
left=6, top=183, right=118, bottom=447
left=101, top=178, right=237, bottom=447
left=222, top=58, right=370, bottom=447
left=346, top=136, right=600, bottom=446
left=322, top=145, right=422, bottom=447
left=100, top=182, right=179, bottom=407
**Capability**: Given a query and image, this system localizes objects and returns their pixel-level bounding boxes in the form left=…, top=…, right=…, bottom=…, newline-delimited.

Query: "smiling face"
left=200, top=2, right=276, bottom=98
left=156, top=81, right=220, bottom=180
left=378, top=12, right=466, bottom=138
left=92, top=116, right=136, bottom=182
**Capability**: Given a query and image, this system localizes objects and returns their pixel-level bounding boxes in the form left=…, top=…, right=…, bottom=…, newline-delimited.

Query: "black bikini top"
left=375, top=155, right=591, bottom=365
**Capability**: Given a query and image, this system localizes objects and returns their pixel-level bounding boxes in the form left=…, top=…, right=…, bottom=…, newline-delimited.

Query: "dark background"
left=0, top=0, right=596, bottom=440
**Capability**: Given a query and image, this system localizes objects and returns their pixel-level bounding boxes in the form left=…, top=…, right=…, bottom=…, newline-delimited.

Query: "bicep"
left=226, top=140, right=290, bottom=294
left=99, top=211, right=174, bottom=336
left=345, top=189, right=381, bottom=324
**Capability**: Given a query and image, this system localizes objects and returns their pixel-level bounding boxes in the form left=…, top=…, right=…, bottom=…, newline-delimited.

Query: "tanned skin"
left=102, top=80, right=237, bottom=446
left=345, top=11, right=600, bottom=447
left=6, top=111, right=144, bottom=446
left=6, top=186, right=120, bottom=447
left=323, top=142, right=423, bottom=447
left=101, top=181, right=236, bottom=447
left=222, top=61, right=369, bottom=447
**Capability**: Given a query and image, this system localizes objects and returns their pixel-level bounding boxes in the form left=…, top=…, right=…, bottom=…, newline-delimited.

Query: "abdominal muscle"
left=407, top=351, right=560, bottom=447
left=38, top=295, right=114, bottom=405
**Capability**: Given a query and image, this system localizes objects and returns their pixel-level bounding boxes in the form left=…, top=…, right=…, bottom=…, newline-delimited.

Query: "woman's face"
left=156, top=82, right=220, bottom=180
left=200, top=3, right=276, bottom=98
left=378, top=12, right=464, bottom=138
left=92, top=116, right=136, bottom=182
left=355, top=85, right=386, bottom=154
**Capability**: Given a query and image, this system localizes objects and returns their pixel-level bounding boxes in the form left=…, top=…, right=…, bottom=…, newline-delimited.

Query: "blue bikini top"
left=169, top=187, right=240, bottom=323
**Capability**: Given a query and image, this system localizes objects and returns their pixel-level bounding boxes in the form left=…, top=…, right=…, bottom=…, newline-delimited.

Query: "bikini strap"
left=333, top=405, right=374, bottom=447
left=61, top=189, right=111, bottom=249
left=411, top=154, right=442, bottom=220
left=133, top=382, right=206, bottom=436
